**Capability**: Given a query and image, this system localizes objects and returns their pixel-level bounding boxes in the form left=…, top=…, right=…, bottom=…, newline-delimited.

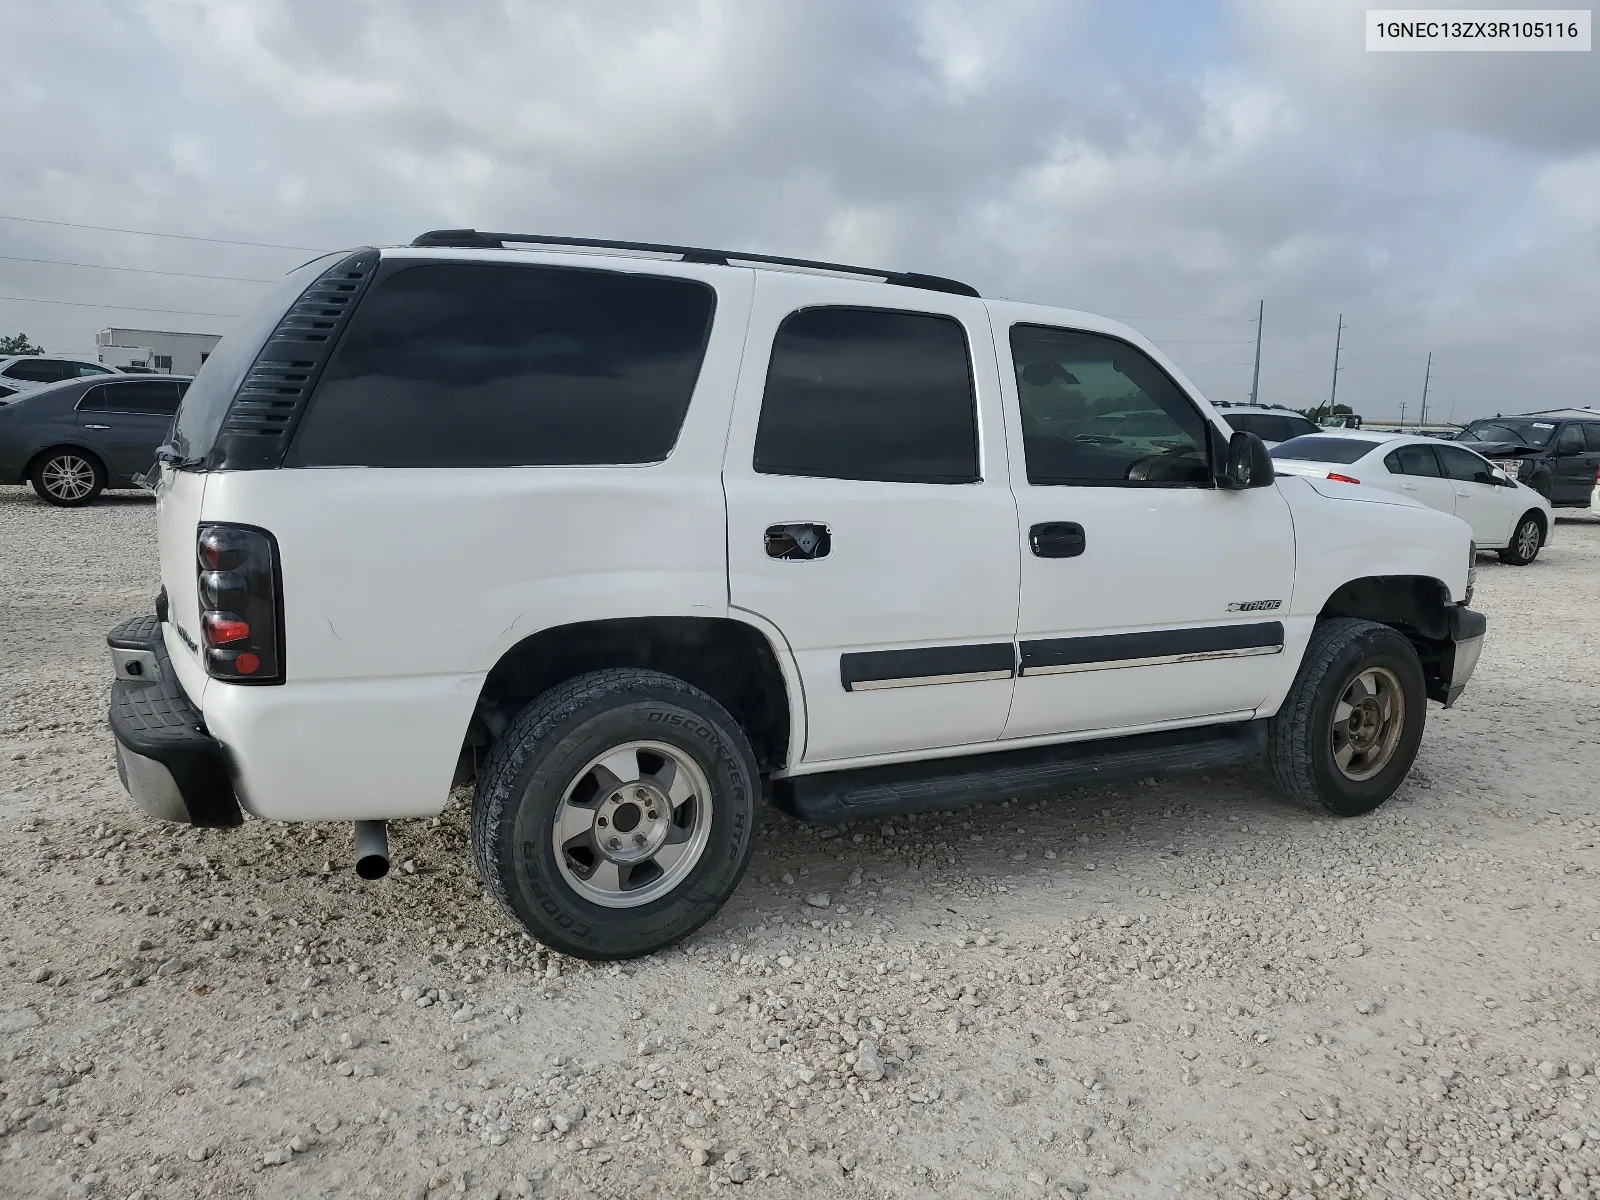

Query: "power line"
left=0, top=293, right=241, bottom=318
left=0, top=253, right=275, bottom=284
left=0, top=213, right=324, bottom=252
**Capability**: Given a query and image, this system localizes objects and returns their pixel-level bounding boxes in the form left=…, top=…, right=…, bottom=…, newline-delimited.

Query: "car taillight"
left=1327, top=472, right=1361, bottom=485
left=196, top=523, right=283, bottom=683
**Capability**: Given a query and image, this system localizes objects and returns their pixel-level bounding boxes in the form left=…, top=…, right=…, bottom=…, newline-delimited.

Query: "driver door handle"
left=84, top=423, right=110, bottom=430
left=1399, top=483, right=1418, bottom=491
left=1030, top=521, right=1086, bottom=558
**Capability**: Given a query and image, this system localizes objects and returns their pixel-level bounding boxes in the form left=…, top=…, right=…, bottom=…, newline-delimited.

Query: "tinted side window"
left=1280, top=416, right=1322, bottom=440
left=77, top=363, right=114, bottom=377
left=753, top=307, right=978, bottom=484
left=1436, top=445, right=1496, bottom=485
left=1585, top=423, right=1600, bottom=451
left=4, top=359, right=67, bottom=383
left=80, top=381, right=183, bottom=415
left=1010, top=325, right=1209, bottom=486
left=291, top=262, right=716, bottom=468
left=1222, top=413, right=1274, bottom=439
left=1384, top=444, right=1442, bottom=477
left=1555, top=424, right=1586, bottom=454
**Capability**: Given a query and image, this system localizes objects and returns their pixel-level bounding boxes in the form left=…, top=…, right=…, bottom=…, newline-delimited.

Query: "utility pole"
left=1419, top=352, right=1433, bottom=428
left=1249, top=300, right=1263, bottom=407
left=1399, top=401, right=1407, bottom=427
left=1328, top=314, right=1344, bottom=417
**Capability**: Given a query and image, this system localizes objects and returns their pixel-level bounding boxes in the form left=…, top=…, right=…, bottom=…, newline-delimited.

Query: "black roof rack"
left=410, top=229, right=979, bottom=298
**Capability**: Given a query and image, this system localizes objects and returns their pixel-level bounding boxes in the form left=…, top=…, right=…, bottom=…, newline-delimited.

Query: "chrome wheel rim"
left=1517, top=520, right=1540, bottom=560
left=1331, top=666, right=1405, bottom=782
left=41, top=455, right=94, bottom=501
left=553, top=740, right=712, bottom=908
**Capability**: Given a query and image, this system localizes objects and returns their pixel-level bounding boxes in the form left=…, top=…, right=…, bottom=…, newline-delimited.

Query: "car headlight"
left=1465, top=541, right=1477, bottom=606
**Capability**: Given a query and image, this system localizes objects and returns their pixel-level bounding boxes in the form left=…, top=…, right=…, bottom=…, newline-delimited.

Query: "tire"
left=31, top=447, right=105, bottom=507
left=1498, top=512, right=1544, bottom=565
left=1266, top=618, right=1427, bottom=817
left=471, top=669, right=759, bottom=960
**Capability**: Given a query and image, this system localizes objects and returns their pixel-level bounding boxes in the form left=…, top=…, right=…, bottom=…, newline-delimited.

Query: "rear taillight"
left=196, top=523, right=283, bottom=683
left=1327, top=472, right=1361, bottom=485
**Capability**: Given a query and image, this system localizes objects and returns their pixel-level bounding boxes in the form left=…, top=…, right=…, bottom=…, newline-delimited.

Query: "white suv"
left=107, top=231, right=1485, bottom=959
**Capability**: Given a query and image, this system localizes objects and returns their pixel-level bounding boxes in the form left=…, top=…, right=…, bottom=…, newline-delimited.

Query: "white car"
left=105, top=231, right=1483, bottom=960
left=1212, top=403, right=1324, bottom=448
left=0, top=355, right=120, bottom=396
left=1271, top=432, right=1553, bottom=565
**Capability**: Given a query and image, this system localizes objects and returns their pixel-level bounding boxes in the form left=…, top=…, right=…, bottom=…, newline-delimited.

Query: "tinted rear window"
left=289, top=262, right=716, bottom=468
left=754, top=307, right=978, bottom=483
left=1270, top=436, right=1375, bottom=464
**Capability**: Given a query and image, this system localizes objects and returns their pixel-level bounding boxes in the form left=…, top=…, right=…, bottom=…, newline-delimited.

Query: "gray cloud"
left=0, top=0, right=1592, bottom=423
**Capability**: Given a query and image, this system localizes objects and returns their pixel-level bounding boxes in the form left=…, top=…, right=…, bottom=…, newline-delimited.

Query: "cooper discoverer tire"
left=1266, top=618, right=1427, bottom=818
left=471, top=669, right=759, bottom=960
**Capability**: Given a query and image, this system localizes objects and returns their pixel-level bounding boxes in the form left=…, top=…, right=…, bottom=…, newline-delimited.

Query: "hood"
left=1302, top=477, right=1425, bottom=508
left=1455, top=439, right=1540, bottom=459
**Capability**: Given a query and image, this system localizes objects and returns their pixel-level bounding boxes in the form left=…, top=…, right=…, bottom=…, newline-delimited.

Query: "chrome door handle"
left=84, top=423, right=110, bottom=430
left=1399, top=483, right=1418, bottom=491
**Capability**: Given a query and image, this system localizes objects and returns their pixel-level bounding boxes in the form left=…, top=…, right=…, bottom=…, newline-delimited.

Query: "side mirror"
left=1217, top=430, right=1275, bottom=490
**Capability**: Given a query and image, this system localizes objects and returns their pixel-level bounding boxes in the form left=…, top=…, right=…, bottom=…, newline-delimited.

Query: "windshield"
left=167, top=251, right=345, bottom=465
left=1269, top=436, right=1375, bottom=464
left=1456, top=419, right=1556, bottom=447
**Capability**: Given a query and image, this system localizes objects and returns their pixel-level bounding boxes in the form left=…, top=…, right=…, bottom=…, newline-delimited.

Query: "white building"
left=96, top=327, right=223, bottom=376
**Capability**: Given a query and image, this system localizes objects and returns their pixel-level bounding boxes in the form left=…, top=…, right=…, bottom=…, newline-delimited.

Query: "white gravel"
left=2, top=487, right=1599, bottom=1200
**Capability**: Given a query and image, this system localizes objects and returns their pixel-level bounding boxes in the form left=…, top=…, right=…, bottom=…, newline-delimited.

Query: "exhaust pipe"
left=353, top=821, right=390, bottom=880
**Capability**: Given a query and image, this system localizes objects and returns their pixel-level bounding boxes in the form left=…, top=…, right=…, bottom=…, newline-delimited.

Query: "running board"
left=770, top=720, right=1267, bottom=825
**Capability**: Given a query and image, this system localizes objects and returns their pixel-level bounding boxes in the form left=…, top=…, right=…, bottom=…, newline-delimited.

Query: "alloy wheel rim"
left=552, top=740, right=712, bottom=908
left=42, top=455, right=94, bottom=501
left=1330, top=666, right=1406, bottom=782
left=1517, top=521, right=1539, bottom=559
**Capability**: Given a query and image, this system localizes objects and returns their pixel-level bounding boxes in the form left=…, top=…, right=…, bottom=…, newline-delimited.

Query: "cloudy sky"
left=2, top=0, right=1595, bottom=423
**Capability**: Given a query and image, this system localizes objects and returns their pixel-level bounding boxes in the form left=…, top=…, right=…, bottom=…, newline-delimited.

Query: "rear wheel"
left=1267, top=618, right=1427, bottom=817
left=471, top=669, right=758, bottom=960
left=31, top=448, right=105, bottom=507
left=1498, top=512, right=1544, bottom=565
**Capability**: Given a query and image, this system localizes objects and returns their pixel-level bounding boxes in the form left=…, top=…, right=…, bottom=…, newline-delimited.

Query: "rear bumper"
left=107, top=614, right=241, bottom=827
left=1432, top=605, right=1486, bottom=710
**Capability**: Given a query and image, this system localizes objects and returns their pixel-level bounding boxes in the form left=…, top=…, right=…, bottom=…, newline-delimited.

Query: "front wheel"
left=471, top=669, right=758, bottom=960
left=1266, top=618, right=1427, bottom=817
left=1498, top=512, right=1544, bottom=565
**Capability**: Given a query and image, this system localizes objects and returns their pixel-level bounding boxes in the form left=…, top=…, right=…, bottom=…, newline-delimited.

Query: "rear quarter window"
left=288, top=261, right=717, bottom=468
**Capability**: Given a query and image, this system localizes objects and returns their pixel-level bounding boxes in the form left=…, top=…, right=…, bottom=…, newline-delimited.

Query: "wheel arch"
left=1315, top=574, right=1456, bottom=703
left=466, top=615, right=799, bottom=779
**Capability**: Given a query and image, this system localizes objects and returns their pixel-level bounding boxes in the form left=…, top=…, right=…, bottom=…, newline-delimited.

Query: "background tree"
left=0, top=333, right=44, bottom=355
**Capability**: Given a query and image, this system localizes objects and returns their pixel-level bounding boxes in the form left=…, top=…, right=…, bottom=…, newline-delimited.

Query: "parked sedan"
left=1271, top=432, right=1553, bottom=565
left=0, top=354, right=121, bottom=394
left=0, top=375, right=191, bottom=506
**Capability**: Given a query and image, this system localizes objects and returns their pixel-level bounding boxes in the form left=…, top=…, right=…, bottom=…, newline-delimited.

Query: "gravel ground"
left=2, top=487, right=1599, bottom=1200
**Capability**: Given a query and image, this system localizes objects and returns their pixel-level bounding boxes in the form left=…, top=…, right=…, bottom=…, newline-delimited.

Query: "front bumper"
left=107, top=614, right=241, bottom=827
left=1431, top=605, right=1486, bottom=710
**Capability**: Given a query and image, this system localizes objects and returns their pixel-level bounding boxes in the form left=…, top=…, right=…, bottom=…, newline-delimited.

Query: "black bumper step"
left=771, top=720, right=1267, bottom=825
left=108, top=615, right=241, bottom=828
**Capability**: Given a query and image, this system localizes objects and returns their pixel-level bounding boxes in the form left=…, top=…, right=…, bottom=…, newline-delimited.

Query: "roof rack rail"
left=410, top=230, right=980, bottom=298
